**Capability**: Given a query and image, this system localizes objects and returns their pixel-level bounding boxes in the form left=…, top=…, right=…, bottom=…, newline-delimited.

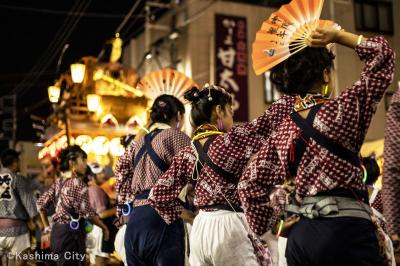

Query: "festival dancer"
left=149, top=84, right=295, bottom=266
left=382, top=87, right=400, bottom=264
left=238, top=29, right=394, bottom=266
left=116, top=94, right=192, bottom=266
left=0, top=149, right=41, bottom=266
left=37, top=145, right=109, bottom=266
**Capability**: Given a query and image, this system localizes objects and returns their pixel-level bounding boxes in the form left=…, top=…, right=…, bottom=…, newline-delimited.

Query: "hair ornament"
left=157, top=100, right=167, bottom=108
left=207, top=85, right=213, bottom=102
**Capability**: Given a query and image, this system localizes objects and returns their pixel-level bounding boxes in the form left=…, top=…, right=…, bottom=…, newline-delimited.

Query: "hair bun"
left=58, top=148, right=70, bottom=162
left=184, top=87, right=200, bottom=103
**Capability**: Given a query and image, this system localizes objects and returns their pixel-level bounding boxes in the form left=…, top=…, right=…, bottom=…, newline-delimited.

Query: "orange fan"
left=136, top=69, right=198, bottom=102
left=252, top=0, right=341, bottom=75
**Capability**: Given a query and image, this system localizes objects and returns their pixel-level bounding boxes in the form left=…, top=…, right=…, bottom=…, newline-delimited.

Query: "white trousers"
left=86, top=225, right=110, bottom=264
left=189, top=210, right=259, bottom=266
left=277, top=237, right=288, bottom=266
left=114, top=224, right=127, bottom=266
left=0, top=233, right=30, bottom=257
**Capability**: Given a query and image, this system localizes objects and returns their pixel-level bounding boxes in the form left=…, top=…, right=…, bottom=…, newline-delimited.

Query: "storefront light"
left=87, top=94, right=101, bottom=112
left=48, top=86, right=61, bottom=103
left=70, top=63, right=86, bottom=83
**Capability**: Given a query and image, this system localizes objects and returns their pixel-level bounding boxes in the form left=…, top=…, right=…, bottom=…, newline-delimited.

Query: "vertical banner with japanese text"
left=215, top=14, right=248, bottom=122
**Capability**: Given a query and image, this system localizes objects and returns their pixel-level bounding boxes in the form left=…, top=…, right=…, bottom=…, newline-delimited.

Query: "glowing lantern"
left=110, top=138, right=124, bottom=157
left=87, top=94, right=101, bottom=112
left=56, top=135, right=71, bottom=150
left=38, top=147, right=49, bottom=160
left=70, top=63, right=86, bottom=83
left=48, top=86, right=61, bottom=103
left=92, top=136, right=110, bottom=155
left=49, top=142, right=57, bottom=158
left=75, top=135, right=93, bottom=154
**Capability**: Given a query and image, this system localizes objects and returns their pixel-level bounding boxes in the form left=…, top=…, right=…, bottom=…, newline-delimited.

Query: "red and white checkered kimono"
left=115, top=127, right=191, bottom=209
left=148, top=95, right=295, bottom=224
left=37, top=175, right=97, bottom=224
left=382, top=88, right=400, bottom=237
left=238, top=36, right=395, bottom=236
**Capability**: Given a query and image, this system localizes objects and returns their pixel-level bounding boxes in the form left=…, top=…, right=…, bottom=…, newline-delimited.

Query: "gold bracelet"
left=357, top=35, right=364, bottom=45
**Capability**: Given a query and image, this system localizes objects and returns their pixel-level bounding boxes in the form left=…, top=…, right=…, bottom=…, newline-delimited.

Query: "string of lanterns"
left=38, top=135, right=125, bottom=159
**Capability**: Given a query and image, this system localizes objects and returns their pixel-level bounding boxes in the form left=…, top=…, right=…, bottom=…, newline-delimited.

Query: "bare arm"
left=307, top=28, right=367, bottom=49
left=39, top=210, right=50, bottom=229
left=89, top=216, right=110, bottom=241
left=98, top=207, right=117, bottom=219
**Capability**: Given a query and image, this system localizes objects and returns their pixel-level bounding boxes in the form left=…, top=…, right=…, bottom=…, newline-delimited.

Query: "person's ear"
left=177, top=111, right=183, bottom=122
left=323, top=68, right=330, bottom=83
left=68, top=159, right=75, bottom=170
left=215, top=105, right=224, bottom=119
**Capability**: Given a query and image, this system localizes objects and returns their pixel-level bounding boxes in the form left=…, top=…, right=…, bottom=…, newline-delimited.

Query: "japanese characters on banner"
left=215, top=14, right=248, bottom=122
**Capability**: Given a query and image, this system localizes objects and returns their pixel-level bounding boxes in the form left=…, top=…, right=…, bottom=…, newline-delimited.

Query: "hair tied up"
left=184, top=87, right=201, bottom=103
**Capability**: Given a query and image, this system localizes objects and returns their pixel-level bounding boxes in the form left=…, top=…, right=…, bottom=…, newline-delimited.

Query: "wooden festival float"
left=39, top=58, right=197, bottom=167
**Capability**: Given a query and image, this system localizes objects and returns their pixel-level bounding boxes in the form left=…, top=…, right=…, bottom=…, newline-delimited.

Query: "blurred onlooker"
left=86, top=163, right=117, bottom=266
left=30, top=156, right=59, bottom=201
left=0, top=149, right=42, bottom=266
left=40, top=155, right=59, bottom=187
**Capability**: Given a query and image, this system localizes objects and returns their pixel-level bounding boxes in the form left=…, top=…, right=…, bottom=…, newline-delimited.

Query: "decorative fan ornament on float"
left=136, top=69, right=198, bottom=102
left=252, top=0, right=341, bottom=75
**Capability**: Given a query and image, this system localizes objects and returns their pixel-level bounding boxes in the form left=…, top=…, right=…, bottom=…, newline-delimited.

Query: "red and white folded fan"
left=136, top=69, right=198, bottom=102
left=252, top=0, right=341, bottom=75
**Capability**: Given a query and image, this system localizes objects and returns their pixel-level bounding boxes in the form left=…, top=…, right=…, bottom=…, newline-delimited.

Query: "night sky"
left=0, top=0, right=148, bottom=141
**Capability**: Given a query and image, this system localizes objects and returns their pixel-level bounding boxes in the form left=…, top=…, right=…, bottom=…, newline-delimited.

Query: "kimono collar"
left=149, top=122, right=171, bottom=132
left=61, top=171, right=73, bottom=179
left=293, top=94, right=329, bottom=112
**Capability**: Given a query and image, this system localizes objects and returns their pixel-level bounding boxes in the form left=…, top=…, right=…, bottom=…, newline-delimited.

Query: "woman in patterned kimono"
left=149, top=84, right=295, bottom=266
left=382, top=87, right=400, bottom=264
left=238, top=29, right=394, bottom=266
left=115, top=94, right=192, bottom=266
left=37, top=145, right=109, bottom=266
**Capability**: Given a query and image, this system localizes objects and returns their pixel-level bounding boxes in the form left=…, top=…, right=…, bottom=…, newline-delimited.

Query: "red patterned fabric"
left=238, top=36, right=395, bottom=236
left=37, top=177, right=97, bottom=224
left=148, top=95, right=295, bottom=224
left=382, top=88, right=400, bottom=236
left=370, top=190, right=388, bottom=233
left=115, top=128, right=191, bottom=211
left=371, top=190, right=384, bottom=214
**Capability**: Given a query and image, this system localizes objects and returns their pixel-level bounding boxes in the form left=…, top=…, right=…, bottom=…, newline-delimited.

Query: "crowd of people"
left=0, top=27, right=398, bottom=266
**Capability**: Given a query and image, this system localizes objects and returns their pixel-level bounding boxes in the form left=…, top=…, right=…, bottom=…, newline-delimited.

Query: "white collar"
left=149, top=122, right=171, bottom=132
left=61, top=171, right=73, bottom=179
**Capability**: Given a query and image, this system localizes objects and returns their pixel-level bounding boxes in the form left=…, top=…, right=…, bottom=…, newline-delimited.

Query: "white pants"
left=260, top=231, right=280, bottom=266
left=189, top=210, right=259, bottom=266
left=86, top=225, right=109, bottom=264
left=0, top=233, right=30, bottom=258
left=277, top=237, right=288, bottom=266
left=114, top=224, right=127, bottom=266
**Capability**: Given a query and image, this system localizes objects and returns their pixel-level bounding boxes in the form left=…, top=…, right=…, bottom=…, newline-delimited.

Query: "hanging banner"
left=215, top=14, right=248, bottom=121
